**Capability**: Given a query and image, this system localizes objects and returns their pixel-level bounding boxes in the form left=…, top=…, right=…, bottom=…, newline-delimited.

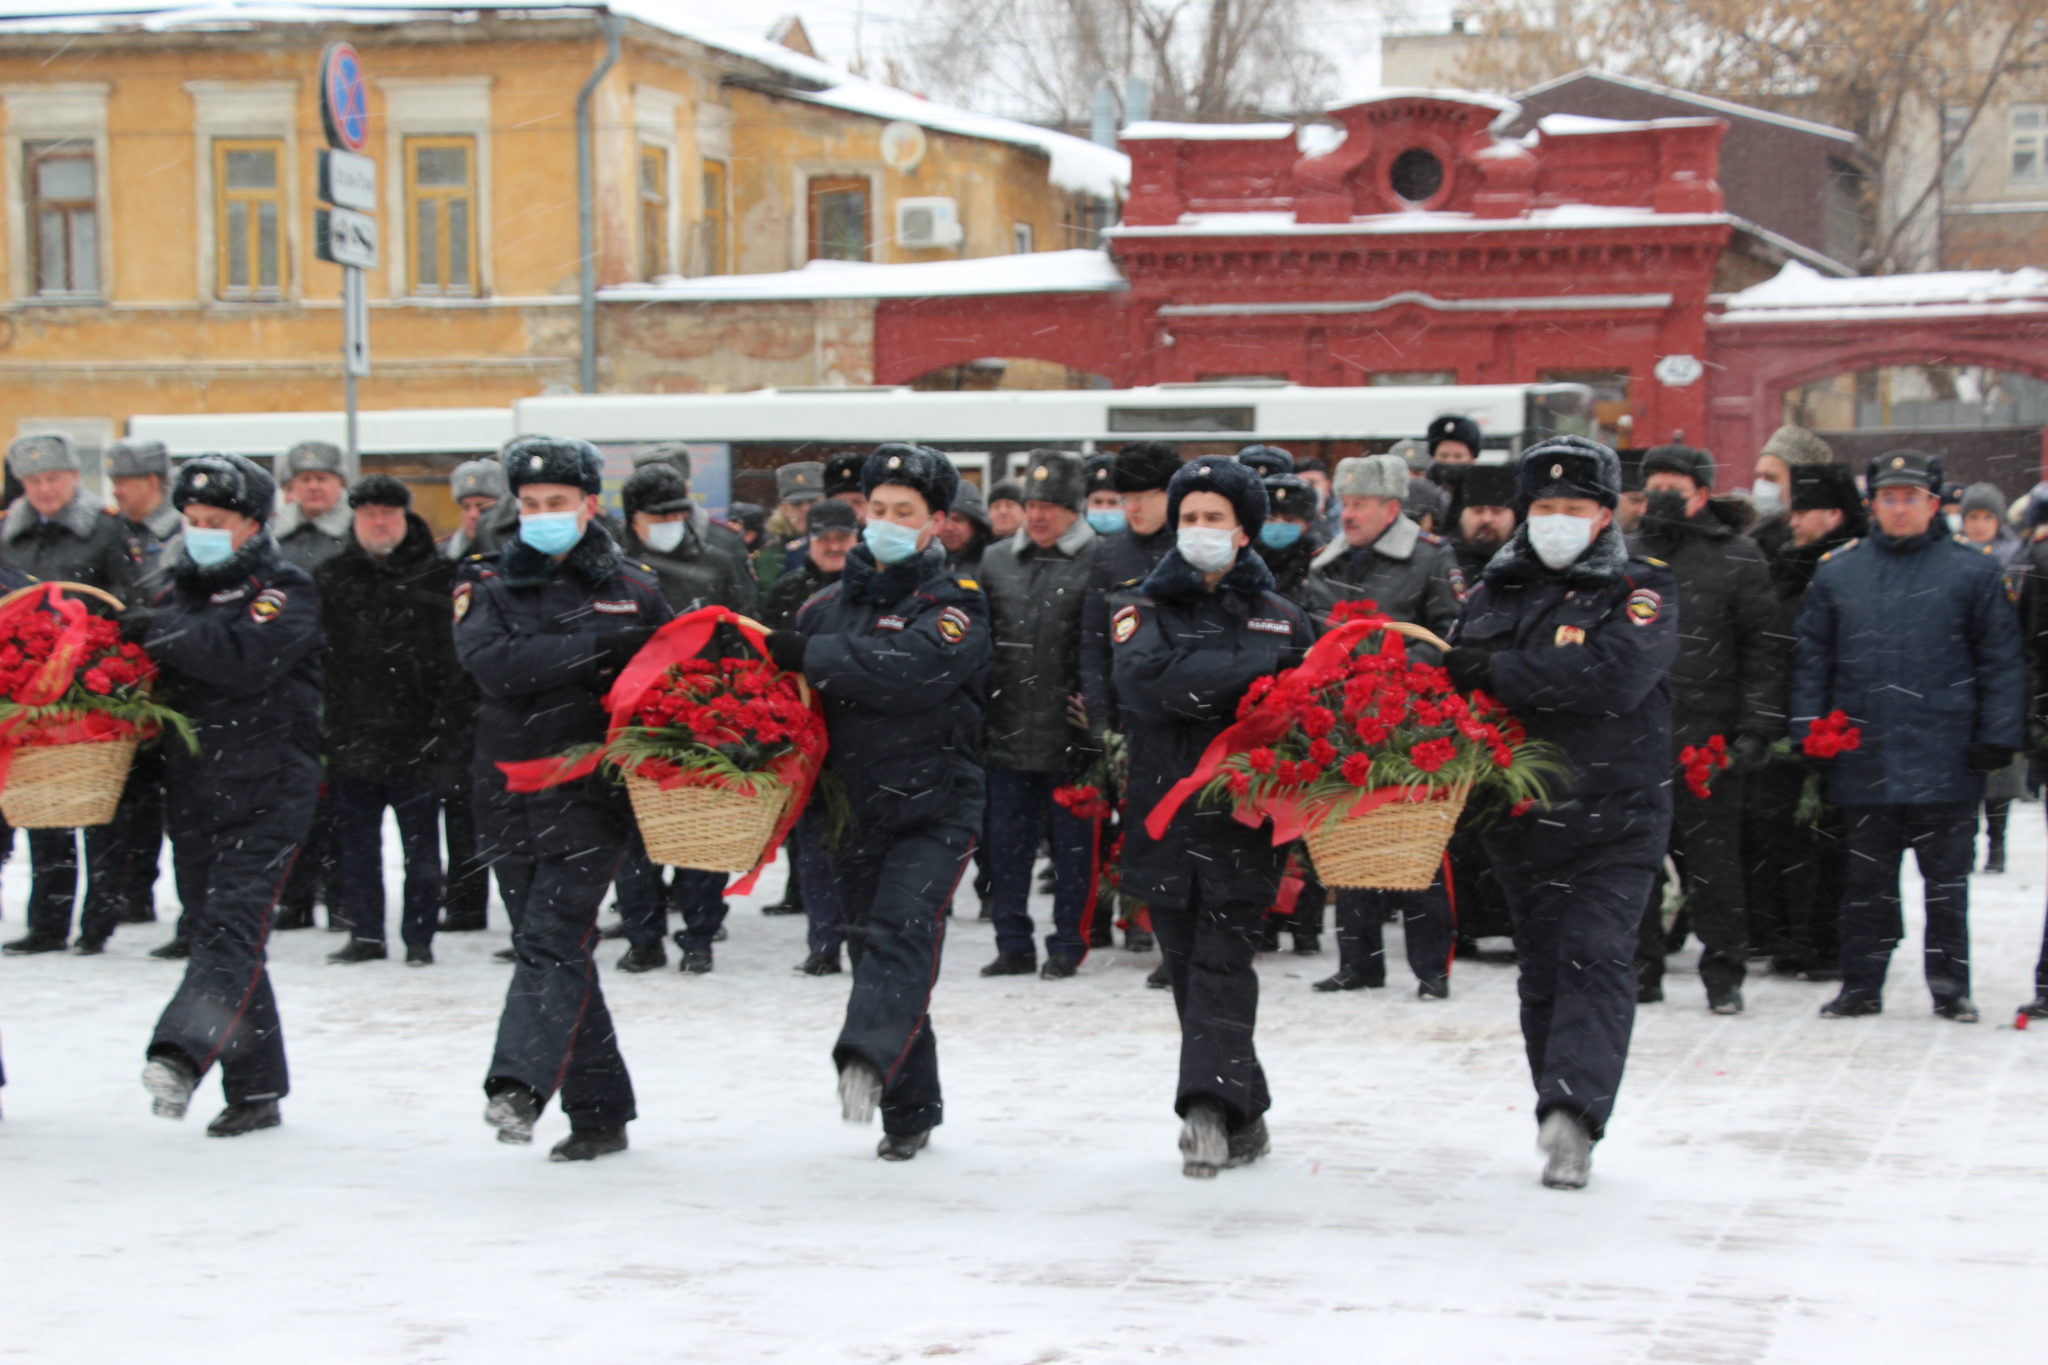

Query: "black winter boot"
left=551, top=1127, right=628, bottom=1162
left=979, top=951, right=1036, bottom=977
left=206, top=1099, right=281, bottom=1137
left=877, top=1129, right=931, bottom=1161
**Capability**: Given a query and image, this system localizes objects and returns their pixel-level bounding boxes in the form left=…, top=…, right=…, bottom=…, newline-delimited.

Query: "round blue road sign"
left=319, top=43, right=369, bottom=152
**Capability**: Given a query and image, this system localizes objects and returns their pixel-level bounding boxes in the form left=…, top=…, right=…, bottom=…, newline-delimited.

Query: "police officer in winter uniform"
left=1426, top=414, right=1482, bottom=467
left=1254, top=474, right=1325, bottom=600
left=135, top=453, right=324, bottom=1139
left=755, top=461, right=824, bottom=592
left=0, top=434, right=141, bottom=957
left=1789, top=450, right=2025, bottom=1025
left=978, top=450, right=1099, bottom=979
left=439, top=459, right=507, bottom=563
left=436, top=460, right=509, bottom=934
left=1446, top=461, right=1519, bottom=579
left=764, top=444, right=990, bottom=1161
left=1113, top=458, right=1315, bottom=1178
left=822, top=452, right=870, bottom=523
left=1235, top=444, right=1293, bottom=479
left=612, top=462, right=757, bottom=974
left=1442, top=435, right=1677, bottom=1189
left=1302, top=454, right=1465, bottom=997
left=463, top=436, right=674, bottom=1162
left=109, top=438, right=184, bottom=580
left=631, top=444, right=756, bottom=578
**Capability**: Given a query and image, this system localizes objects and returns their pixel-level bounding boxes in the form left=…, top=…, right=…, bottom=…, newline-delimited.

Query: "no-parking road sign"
left=319, top=43, right=369, bottom=152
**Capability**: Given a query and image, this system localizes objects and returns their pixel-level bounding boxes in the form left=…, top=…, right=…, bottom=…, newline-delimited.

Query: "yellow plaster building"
left=0, top=3, right=1125, bottom=490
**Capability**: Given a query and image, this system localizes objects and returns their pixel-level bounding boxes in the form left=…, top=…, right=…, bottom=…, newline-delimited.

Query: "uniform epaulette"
left=957, top=578, right=978, bottom=590
left=1419, top=530, right=1445, bottom=545
left=1640, top=556, right=1668, bottom=569
left=1820, top=538, right=1859, bottom=562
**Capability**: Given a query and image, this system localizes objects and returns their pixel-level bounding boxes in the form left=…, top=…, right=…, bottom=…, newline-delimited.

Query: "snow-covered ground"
left=8, top=810, right=2048, bottom=1363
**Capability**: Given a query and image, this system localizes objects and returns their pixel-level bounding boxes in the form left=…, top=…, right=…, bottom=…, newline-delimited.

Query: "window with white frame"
left=2013, top=105, right=2046, bottom=185
left=3, top=84, right=110, bottom=300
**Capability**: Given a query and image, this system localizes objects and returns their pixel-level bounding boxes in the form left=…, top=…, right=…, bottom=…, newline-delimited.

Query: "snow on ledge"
left=1720, top=260, right=2048, bottom=314
left=1537, top=112, right=1722, bottom=136
left=1121, top=120, right=1299, bottom=141
left=1108, top=206, right=1731, bottom=239
left=599, top=250, right=1129, bottom=303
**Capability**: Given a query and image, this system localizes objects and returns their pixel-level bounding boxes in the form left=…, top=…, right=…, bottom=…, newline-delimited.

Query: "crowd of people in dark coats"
left=0, top=415, right=2040, bottom=1187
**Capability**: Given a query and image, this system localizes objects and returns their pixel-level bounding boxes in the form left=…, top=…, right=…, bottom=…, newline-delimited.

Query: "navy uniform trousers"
left=148, top=778, right=316, bottom=1105
left=1153, top=875, right=1272, bottom=1129
left=1331, top=882, right=1455, bottom=987
left=1486, top=787, right=1671, bottom=1140
left=1838, top=802, right=1975, bottom=1005
left=828, top=777, right=980, bottom=1137
left=484, top=775, right=635, bottom=1131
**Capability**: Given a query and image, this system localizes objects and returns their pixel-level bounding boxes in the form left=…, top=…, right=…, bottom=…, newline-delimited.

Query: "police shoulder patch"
left=1625, top=588, right=1662, bottom=626
left=1112, top=604, right=1140, bottom=643
left=249, top=587, right=287, bottom=623
left=452, top=580, right=473, bottom=622
left=936, top=605, right=971, bottom=642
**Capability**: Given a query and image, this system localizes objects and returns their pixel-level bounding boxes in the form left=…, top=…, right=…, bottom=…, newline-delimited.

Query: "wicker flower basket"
left=626, top=773, right=793, bottom=873
left=1303, top=782, right=1470, bottom=890
left=0, top=738, right=140, bottom=829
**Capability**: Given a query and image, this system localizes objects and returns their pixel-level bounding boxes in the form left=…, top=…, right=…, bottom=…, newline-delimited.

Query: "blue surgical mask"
left=183, top=524, right=234, bottom=567
left=1259, top=521, right=1303, bottom=550
left=643, top=520, right=686, bottom=554
left=1086, top=507, right=1127, bottom=535
left=519, top=511, right=583, bottom=556
left=862, top=517, right=925, bottom=565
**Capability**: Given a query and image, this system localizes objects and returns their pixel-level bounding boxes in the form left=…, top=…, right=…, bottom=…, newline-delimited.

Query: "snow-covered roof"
left=1715, top=260, right=2048, bottom=323
left=1121, top=121, right=1299, bottom=142
left=1537, top=112, right=1721, bottom=137
left=1517, top=69, right=1860, bottom=145
left=1108, top=206, right=1731, bottom=240
left=599, top=249, right=1128, bottom=303
left=0, top=1, right=1131, bottom=200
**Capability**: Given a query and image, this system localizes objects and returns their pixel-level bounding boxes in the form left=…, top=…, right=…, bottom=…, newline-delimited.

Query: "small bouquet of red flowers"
left=1792, top=709, right=1861, bottom=825
left=500, top=608, right=827, bottom=887
left=1147, top=600, right=1562, bottom=889
left=1680, top=735, right=1730, bottom=800
left=0, top=581, right=193, bottom=828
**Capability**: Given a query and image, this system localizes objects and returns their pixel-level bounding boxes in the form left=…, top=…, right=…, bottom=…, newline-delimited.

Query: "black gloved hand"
left=596, top=626, right=656, bottom=672
left=116, top=607, right=156, bottom=643
left=1968, top=743, right=2015, bottom=774
left=763, top=629, right=808, bottom=674
left=1731, top=732, right=1770, bottom=770
left=1443, top=646, right=1494, bottom=695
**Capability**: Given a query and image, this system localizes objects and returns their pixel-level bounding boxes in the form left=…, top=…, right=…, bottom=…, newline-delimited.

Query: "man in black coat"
left=315, top=475, right=465, bottom=967
left=978, top=451, right=1099, bottom=979
left=767, top=445, right=990, bottom=1161
left=612, top=462, right=757, bottom=974
left=1444, top=435, right=1677, bottom=1189
left=0, top=434, right=141, bottom=957
left=2017, top=490, right=2048, bottom=1019
left=1113, top=457, right=1315, bottom=1177
left=938, top=480, right=996, bottom=575
left=461, top=436, right=675, bottom=1162
left=1745, top=462, right=1864, bottom=978
left=136, top=453, right=324, bottom=1139
left=1628, top=443, right=1782, bottom=1014
left=1790, top=450, right=2024, bottom=1024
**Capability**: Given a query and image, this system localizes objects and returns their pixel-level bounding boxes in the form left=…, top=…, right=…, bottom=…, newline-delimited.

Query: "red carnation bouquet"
left=1052, top=731, right=1148, bottom=942
left=1792, top=708, right=1861, bottom=824
left=1146, top=600, right=1562, bottom=889
left=1680, top=735, right=1730, bottom=800
left=499, top=607, right=827, bottom=890
left=0, top=582, right=193, bottom=826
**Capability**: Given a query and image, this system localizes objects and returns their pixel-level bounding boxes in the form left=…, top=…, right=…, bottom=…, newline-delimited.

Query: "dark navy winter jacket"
left=1790, top=525, right=2025, bottom=807
left=794, top=543, right=991, bottom=808
left=1112, top=548, right=1316, bottom=910
left=454, top=524, right=674, bottom=769
left=1078, top=522, right=1174, bottom=748
left=1452, top=523, right=1677, bottom=797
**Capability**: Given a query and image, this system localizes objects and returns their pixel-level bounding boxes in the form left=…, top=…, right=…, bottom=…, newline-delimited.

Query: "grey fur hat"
left=280, top=440, right=344, bottom=481
left=1759, top=424, right=1834, bottom=467
left=450, top=459, right=508, bottom=502
left=8, top=434, right=80, bottom=478
left=1331, top=454, right=1410, bottom=501
left=108, top=438, right=170, bottom=479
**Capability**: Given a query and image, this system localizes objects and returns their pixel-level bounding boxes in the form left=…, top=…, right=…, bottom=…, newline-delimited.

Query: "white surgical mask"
left=643, top=520, right=686, bottom=554
left=1177, top=526, right=1238, bottom=573
left=1527, top=513, right=1596, bottom=570
left=1751, top=480, right=1784, bottom=516
left=1946, top=513, right=1964, bottom=535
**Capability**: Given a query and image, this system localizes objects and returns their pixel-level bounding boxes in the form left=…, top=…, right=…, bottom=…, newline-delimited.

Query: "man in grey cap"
left=104, top=438, right=179, bottom=934
left=937, top=479, right=995, bottom=575
left=273, top=440, right=352, bottom=573
left=109, top=439, right=182, bottom=588
left=757, top=460, right=825, bottom=591
left=440, top=459, right=507, bottom=562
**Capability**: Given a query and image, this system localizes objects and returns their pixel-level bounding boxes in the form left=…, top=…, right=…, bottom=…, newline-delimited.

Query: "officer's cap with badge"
left=107, top=438, right=171, bottom=481
left=776, top=461, right=824, bottom=505
left=1263, top=473, right=1316, bottom=521
left=1084, top=454, right=1117, bottom=498
left=1866, top=448, right=1942, bottom=495
left=1515, top=434, right=1622, bottom=510
left=1020, top=449, right=1085, bottom=511
left=861, top=442, right=959, bottom=514
left=824, top=452, right=867, bottom=499
left=174, top=452, right=275, bottom=523
left=450, top=459, right=508, bottom=503
left=1166, top=455, right=1267, bottom=541
left=7, top=433, right=80, bottom=478
left=1427, top=414, right=1483, bottom=457
left=503, top=434, right=603, bottom=495
left=1235, top=444, right=1293, bottom=478
left=1111, top=441, right=1180, bottom=494
left=279, top=440, right=344, bottom=481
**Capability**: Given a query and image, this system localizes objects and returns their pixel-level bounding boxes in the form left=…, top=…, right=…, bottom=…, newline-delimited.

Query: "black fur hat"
left=622, top=463, right=694, bottom=517
left=1113, top=441, right=1181, bottom=493
left=861, top=442, right=959, bottom=515
left=1642, top=442, right=1717, bottom=491
left=1263, top=473, right=1317, bottom=522
left=173, top=452, right=276, bottom=524
left=726, top=501, right=767, bottom=538
left=1020, top=449, right=1086, bottom=510
left=1236, top=444, right=1294, bottom=477
left=503, top=435, right=603, bottom=495
left=1427, top=415, right=1483, bottom=457
left=825, top=452, right=867, bottom=499
left=1085, top=454, right=1117, bottom=497
left=1459, top=462, right=1517, bottom=510
left=1515, top=435, right=1621, bottom=511
left=1167, top=456, right=1267, bottom=542
left=1789, top=463, right=1862, bottom=514
left=348, top=473, right=412, bottom=510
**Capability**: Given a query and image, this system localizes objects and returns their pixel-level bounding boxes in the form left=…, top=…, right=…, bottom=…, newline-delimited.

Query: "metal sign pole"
left=343, top=267, right=360, bottom=481
left=317, top=42, right=373, bottom=485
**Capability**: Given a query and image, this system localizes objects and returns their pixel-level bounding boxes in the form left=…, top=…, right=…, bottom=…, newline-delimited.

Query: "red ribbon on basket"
left=1143, top=617, right=1404, bottom=843
left=0, top=584, right=141, bottom=796
left=496, top=606, right=826, bottom=897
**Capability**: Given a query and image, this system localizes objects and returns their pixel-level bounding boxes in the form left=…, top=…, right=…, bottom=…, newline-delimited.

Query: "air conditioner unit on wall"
left=897, top=197, right=963, bottom=248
